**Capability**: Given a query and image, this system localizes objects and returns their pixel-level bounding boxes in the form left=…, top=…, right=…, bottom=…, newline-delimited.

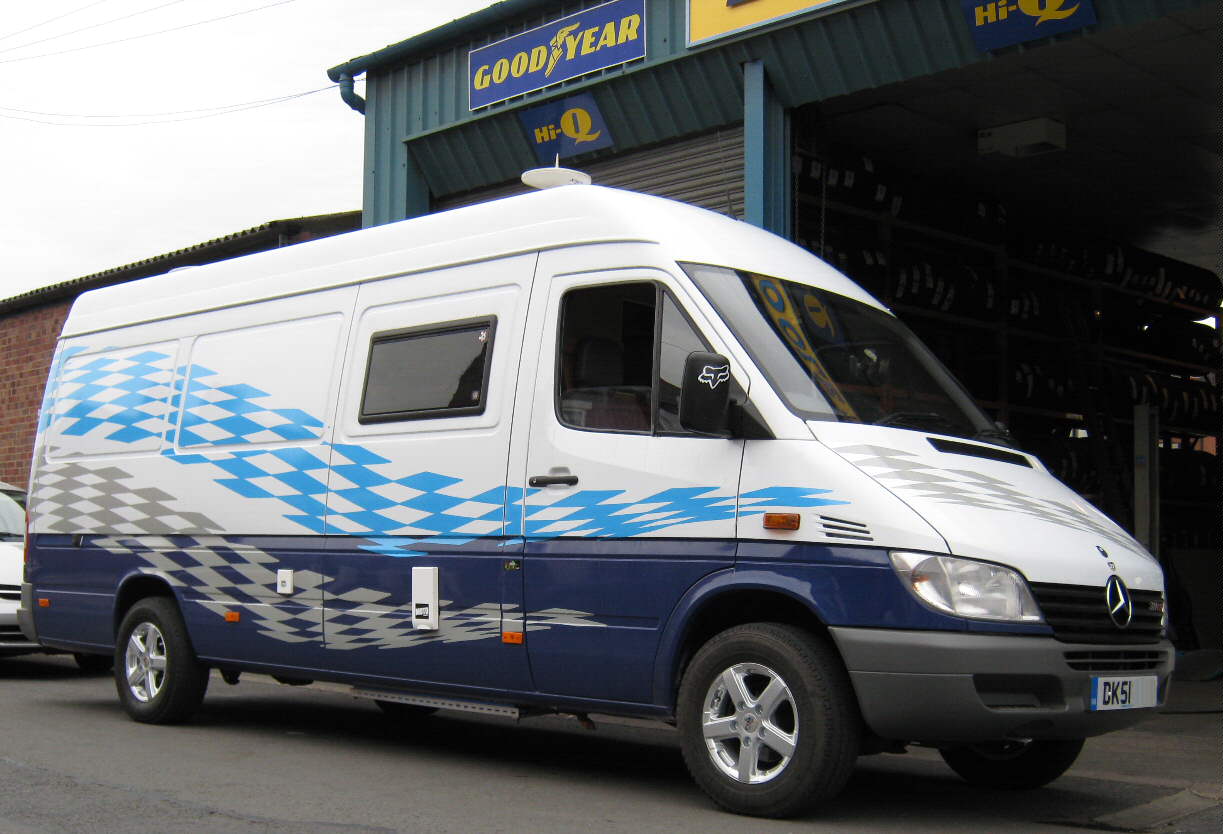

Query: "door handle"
left=528, top=474, right=579, bottom=487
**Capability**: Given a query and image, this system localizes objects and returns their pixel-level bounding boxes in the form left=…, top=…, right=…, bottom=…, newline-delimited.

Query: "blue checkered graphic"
left=519, top=484, right=845, bottom=538
left=46, top=348, right=850, bottom=546
left=38, top=345, right=89, bottom=437
left=172, top=366, right=325, bottom=447
left=47, top=348, right=174, bottom=445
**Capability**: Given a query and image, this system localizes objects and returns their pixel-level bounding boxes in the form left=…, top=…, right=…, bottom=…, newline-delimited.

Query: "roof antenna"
left=521, top=154, right=591, bottom=189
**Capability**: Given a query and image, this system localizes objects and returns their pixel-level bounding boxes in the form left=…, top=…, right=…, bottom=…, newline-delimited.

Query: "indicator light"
left=224, top=611, right=241, bottom=623
left=763, top=513, right=801, bottom=531
left=502, top=631, right=524, bottom=644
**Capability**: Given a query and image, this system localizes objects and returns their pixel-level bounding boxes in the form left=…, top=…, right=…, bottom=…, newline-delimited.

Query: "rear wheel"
left=939, top=738, right=1085, bottom=789
left=114, top=597, right=209, bottom=724
left=677, top=623, right=860, bottom=818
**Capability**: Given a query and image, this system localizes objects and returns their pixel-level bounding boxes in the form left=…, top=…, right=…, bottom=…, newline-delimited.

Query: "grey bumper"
left=830, top=626, right=1175, bottom=745
left=17, top=582, right=38, bottom=644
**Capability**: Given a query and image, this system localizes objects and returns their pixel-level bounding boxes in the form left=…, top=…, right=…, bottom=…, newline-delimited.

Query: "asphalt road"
left=0, top=653, right=1217, bottom=833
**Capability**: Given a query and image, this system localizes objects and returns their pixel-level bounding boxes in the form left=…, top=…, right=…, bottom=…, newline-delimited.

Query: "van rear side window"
left=359, top=318, right=495, bottom=423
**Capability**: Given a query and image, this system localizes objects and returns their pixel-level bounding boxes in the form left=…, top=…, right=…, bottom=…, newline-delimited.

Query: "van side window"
left=557, top=284, right=709, bottom=434
left=657, top=293, right=708, bottom=431
left=359, top=318, right=495, bottom=423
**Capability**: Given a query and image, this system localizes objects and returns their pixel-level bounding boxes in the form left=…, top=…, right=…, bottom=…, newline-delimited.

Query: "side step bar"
left=351, top=687, right=520, bottom=719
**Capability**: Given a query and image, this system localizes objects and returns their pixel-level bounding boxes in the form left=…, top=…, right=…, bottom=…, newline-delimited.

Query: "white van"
left=20, top=184, right=1171, bottom=817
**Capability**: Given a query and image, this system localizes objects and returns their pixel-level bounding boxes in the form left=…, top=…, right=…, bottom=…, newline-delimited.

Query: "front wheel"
left=114, top=597, right=209, bottom=724
left=677, top=623, right=860, bottom=818
left=939, top=738, right=1085, bottom=789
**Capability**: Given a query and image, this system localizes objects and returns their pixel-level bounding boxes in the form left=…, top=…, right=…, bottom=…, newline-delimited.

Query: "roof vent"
left=521, top=164, right=591, bottom=190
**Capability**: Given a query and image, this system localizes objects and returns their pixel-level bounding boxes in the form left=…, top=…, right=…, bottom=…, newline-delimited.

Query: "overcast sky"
left=0, top=0, right=497, bottom=302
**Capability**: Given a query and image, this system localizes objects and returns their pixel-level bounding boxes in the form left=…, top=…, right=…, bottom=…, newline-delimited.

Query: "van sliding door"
left=321, top=255, right=535, bottom=693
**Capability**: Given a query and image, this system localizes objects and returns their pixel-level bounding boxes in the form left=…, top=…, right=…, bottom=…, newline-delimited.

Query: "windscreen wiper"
left=973, top=426, right=1017, bottom=448
left=872, top=411, right=962, bottom=433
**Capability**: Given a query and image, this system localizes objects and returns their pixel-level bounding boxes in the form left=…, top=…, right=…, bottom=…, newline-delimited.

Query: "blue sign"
left=961, top=0, right=1096, bottom=51
left=469, top=0, right=646, bottom=110
left=518, top=94, right=614, bottom=163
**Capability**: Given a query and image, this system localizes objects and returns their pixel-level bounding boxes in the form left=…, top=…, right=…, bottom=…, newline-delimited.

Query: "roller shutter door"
left=434, top=126, right=744, bottom=217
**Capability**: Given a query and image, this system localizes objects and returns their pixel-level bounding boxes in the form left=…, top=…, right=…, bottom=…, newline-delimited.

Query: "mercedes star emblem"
left=1105, top=575, right=1133, bottom=629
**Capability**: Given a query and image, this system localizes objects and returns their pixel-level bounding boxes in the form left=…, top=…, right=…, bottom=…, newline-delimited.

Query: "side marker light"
left=38, top=598, right=50, bottom=608
left=224, top=611, right=240, bottom=623
left=502, top=631, right=524, bottom=645
left=763, top=513, right=801, bottom=531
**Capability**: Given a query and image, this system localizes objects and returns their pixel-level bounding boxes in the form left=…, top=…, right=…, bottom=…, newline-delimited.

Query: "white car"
left=0, top=485, right=37, bottom=657
left=0, top=484, right=109, bottom=671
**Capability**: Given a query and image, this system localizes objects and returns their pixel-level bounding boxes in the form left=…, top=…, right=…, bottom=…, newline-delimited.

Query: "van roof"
left=62, top=185, right=882, bottom=337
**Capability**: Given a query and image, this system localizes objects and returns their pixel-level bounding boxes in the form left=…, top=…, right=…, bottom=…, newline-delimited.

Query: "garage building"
left=326, top=0, right=1220, bottom=649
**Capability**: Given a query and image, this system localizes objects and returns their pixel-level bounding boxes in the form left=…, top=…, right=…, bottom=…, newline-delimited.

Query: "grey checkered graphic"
left=835, top=443, right=1137, bottom=550
left=323, top=601, right=503, bottom=651
left=91, top=536, right=605, bottom=649
left=34, top=464, right=221, bottom=534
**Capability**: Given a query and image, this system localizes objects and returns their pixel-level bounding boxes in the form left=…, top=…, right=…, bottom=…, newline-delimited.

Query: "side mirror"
left=680, top=352, right=733, bottom=436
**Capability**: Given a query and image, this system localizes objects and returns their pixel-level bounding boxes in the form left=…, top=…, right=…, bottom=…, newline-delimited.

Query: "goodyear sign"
left=518, top=93, right=614, bottom=163
left=961, top=0, right=1096, bottom=51
left=469, top=0, right=645, bottom=110
left=688, top=0, right=862, bottom=47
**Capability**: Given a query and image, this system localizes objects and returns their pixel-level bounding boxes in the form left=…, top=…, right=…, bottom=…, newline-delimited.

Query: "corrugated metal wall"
left=361, top=0, right=1210, bottom=225
left=435, top=126, right=745, bottom=216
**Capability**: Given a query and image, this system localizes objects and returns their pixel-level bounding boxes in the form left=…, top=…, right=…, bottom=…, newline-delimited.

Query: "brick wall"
left=0, top=300, right=71, bottom=490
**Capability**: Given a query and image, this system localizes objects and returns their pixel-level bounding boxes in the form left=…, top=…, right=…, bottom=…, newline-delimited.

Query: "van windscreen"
left=683, top=263, right=998, bottom=441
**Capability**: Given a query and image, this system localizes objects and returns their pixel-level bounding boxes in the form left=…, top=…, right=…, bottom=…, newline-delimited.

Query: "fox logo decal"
left=698, top=364, right=730, bottom=389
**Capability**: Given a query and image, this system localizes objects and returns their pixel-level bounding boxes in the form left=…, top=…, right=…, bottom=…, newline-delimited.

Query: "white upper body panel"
left=62, top=185, right=882, bottom=339
left=808, top=421, right=1163, bottom=591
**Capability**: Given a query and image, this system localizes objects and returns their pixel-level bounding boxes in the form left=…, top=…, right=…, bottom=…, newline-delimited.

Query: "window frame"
left=358, top=315, right=497, bottom=425
left=553, top=281, right=713, bottom=437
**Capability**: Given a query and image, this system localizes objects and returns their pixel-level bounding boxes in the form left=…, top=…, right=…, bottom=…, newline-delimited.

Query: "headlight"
left=890, top=552, right=1043, bottom=623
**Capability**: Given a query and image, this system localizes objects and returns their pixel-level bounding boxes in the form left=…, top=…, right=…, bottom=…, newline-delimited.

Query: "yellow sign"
left=747, top=275, right=858, bottom=419
left=688, top=0, right=862, bottom=46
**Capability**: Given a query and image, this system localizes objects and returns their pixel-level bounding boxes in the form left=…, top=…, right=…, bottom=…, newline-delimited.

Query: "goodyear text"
left=469, top=0, right=645, bottom=110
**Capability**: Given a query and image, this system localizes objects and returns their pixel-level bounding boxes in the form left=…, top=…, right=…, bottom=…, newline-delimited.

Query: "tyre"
left=73, top=652, right=113, bottom=674
left=374, top=699, right=438, bottom=719
left=114, top=597, right=209, bottom=724
left=939, top=738, right=1085, bottom=789
left=677, top=623, right=860, bottom=818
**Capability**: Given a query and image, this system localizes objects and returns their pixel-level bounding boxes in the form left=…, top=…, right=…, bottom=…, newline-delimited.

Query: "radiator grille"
left=1030, top=582, right=1164, bottom=644
left=1063, top=650, right=1168, bottom=672
left=0, top=583, right=19, bottom=601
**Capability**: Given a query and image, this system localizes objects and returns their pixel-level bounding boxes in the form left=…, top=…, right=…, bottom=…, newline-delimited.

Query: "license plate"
left=1090, top=675, right=1157, bottom=711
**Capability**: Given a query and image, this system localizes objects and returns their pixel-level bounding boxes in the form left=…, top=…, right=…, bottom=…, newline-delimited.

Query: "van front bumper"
left=830, top=626, right=1175, bottom=745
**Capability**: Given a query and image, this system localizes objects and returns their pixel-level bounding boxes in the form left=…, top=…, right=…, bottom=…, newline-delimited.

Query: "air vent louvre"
left=1063, top=650, right=1167, bottom=672
left=818, top=515, right=873, bottom=541
left=928, top=437, right=1031, bottom=467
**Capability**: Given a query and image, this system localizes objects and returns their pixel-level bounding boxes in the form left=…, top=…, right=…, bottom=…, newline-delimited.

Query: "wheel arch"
left=653, top=568, right=838, bottom=710
left=113, top=571, right=179, bottom=638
